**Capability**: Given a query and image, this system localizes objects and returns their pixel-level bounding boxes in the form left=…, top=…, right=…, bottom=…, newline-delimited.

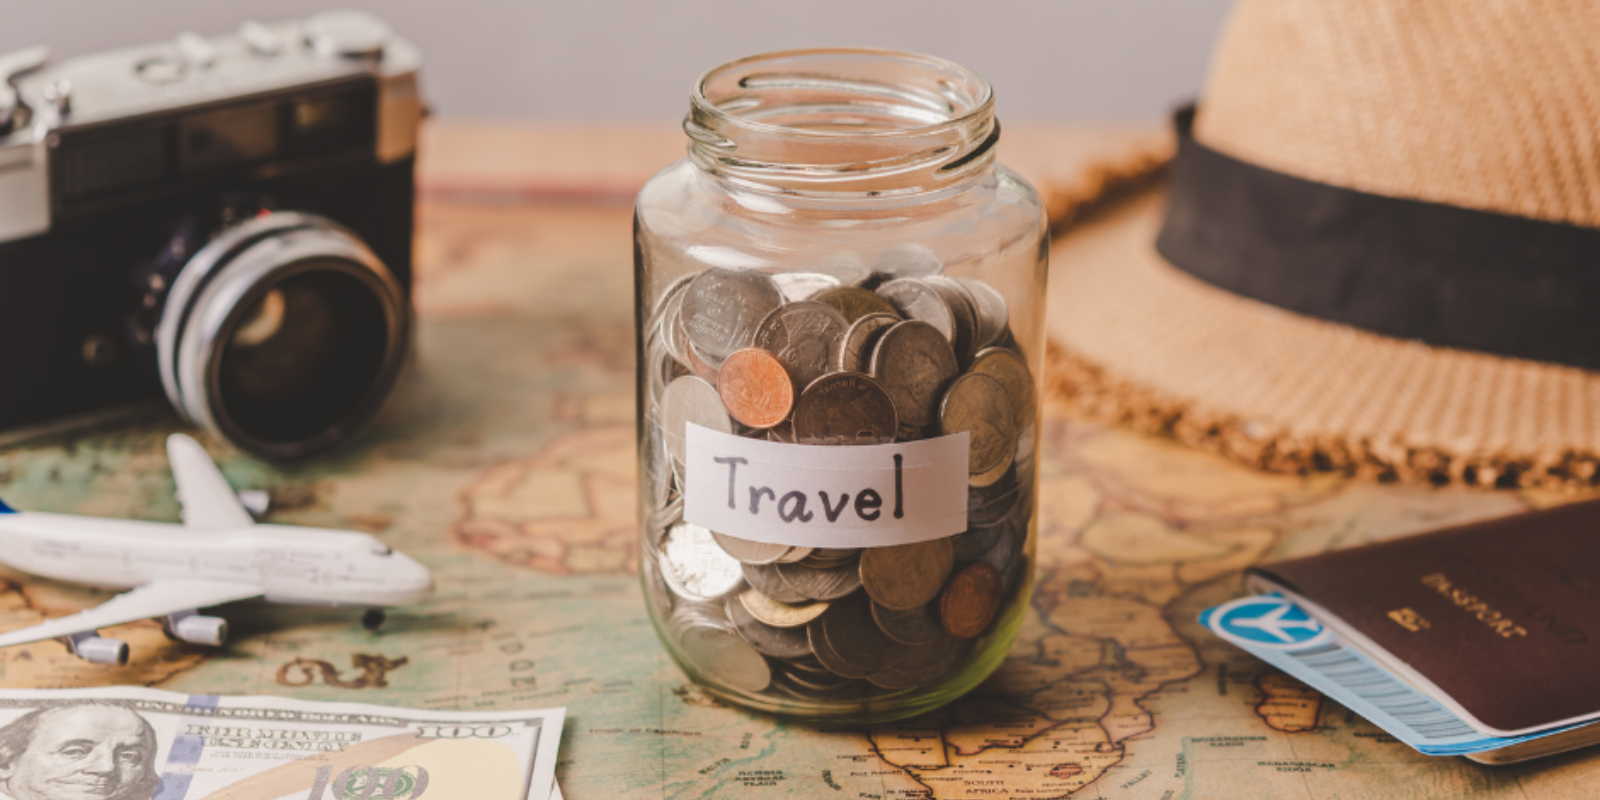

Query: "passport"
left=1247, top=498, right=1600, bottom=737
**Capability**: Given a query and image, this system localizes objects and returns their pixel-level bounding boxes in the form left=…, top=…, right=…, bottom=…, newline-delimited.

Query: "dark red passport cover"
left=1249, top=498, right=1600, bottom=734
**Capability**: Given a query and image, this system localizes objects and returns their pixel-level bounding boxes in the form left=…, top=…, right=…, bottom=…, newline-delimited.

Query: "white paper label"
left=684, top=423, right=970, bottom=548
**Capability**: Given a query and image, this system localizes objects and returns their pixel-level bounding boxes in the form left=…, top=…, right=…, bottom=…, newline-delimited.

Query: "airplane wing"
left=0, top=578, right=263, bottom=648
left=168, top=434, right=255, bottom=529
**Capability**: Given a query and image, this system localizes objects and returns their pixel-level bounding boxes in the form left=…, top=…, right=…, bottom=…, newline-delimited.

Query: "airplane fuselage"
left=0, top=512, right=433, bottom=607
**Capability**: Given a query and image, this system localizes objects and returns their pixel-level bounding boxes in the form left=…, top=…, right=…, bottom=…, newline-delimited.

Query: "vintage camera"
left=0, top=12, right=422, bottom=460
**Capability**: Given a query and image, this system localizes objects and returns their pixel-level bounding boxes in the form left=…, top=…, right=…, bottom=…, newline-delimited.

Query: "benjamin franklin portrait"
left=0, top=703, right=160, bottom=800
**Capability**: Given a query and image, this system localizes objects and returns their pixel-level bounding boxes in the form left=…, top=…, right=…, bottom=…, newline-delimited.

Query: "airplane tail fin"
left=0, top=496, right=14, bottom=514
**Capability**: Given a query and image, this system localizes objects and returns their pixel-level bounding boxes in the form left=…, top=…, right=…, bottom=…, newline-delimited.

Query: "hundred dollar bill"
left=0, top=686, right=563, bottom=800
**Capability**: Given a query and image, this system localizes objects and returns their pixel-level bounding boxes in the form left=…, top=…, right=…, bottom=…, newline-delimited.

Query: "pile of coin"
left=640, top=263, right=1035, bottom=702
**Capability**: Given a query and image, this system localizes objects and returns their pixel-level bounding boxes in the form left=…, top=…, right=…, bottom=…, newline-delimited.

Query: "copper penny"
left=940, top=562, right=1003, bottom=639
left=716, top=347, right=794, bottom=429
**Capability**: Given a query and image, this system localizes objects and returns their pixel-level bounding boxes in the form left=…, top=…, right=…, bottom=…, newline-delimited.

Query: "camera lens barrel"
left=156, top=212, right=409, bottom=461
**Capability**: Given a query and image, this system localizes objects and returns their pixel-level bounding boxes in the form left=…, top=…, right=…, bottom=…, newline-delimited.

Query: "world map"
left=0, top=200, right=1594, bottom=799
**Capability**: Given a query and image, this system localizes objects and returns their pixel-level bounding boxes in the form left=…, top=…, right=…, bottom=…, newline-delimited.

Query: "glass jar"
left=634, top=48, right=1047, bottom=722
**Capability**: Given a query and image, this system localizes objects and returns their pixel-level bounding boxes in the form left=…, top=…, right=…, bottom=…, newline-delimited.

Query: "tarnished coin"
left=957, top=277, right=1009, bottom=350
left=752, top=301, right=849, bottom=391
left=871, top=601, right=945, bottom=646
left=712, top=531, right=794, bottom=565
left=941, top=562, right=1004, bottom=639
left=766, top=417, right=797, bottom=444
left=875, top=279, right=955, bottom=344
left=741, top=562, right=808, bottom=604
left=815, top=593, right=894, bottom=676
left=776, top=558, right=863, bottom=601
left=775, top=663, right=857, bottom=695
left=939, top=372, right=1017, bottom=476
left=948, top=523, right=1002, bottom=561
left=799, top=548, right=859, bottom=568
left=773, top=271, right=841, bottom=302
left=672, top=606, right=772, bottom=692
left=660, top=521, right=743, bottom=603
left=661, top=376, right=733, bottom=473
left=968, top=469, right=1021, bottom=526
left=807, top=620, right=874, bottom=680
left=879, top=635, right=968, bottom=687
left=969, top=347, right=1036, bottom=434
left=837, top=312, right=901, bottom=372
left=716, top=347, right=794, bottom=429
left=792, top=372, right=898, bottom=446
left=682, top=267, right=784, bottom=361
left=870, top=321, right=959, bottom=428
left=738, top=588, right=829, bottom=628
left=860, top=538, right=954, bottom=610
left=726, top=593, right=814, bottom=659
left=923, top=276, right=979, bottom=365
left=814, top=286, right=900, bottom=323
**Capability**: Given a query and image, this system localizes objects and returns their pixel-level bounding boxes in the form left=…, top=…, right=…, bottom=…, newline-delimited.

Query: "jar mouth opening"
left=691, top=47, right=994, bottom=140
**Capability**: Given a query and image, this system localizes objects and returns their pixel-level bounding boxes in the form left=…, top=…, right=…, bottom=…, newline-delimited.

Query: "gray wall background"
left=4, top=1, right=1234, bottom=120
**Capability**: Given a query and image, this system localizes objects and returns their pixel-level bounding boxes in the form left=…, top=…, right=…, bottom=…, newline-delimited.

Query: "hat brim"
left=1045, top=185, right=1600, bottom=489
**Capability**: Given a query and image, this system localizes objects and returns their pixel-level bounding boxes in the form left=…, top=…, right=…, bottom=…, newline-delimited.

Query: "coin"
left=661, top=376, right=733, bottom=474
left=716, top=347, right=794, bottom=429
left=940, top=562, right=1003, bottom=639
left=948, top=523, right=1002, bottom=561
left=969, top=347, right=1036, bottom=434
left=968, top=469, right=1021, bottom=526
left=741, top=562, right=808, bottom=604
left=860, top=538, right=954, bottom=610
left=672, top=606, right=773, bottom=692
left=939, top=372, right=1017, bottom=476
left=773, top=271, right=841, bottom=302
left=752, top=301, right=849, bottom=391
left=684, top=341, right=722, bottom=383
left=726, top=594, right=814, bottom=659
left=660, top=521, right=743, bottom=603
left=813, top=286, right=900, bottom=323
left=870, top=320, right=959, bottom=428
left=792, top=372, right=898, bottom=446
left=814, top=593, right=894, bottom=676
left=871, top=601, right=945, bottom=646
left=924, top=276, right=979, bottom=365
left=837, top=312, right=901, bottom=372
left=874, top=279, right=955, bottom=344
left=766, top=418, right=797, bottom=444
left=776, top=559, right=863, bottom=601
left=738, top=588, right=829, bottom=628
left=712, top=531, right=794, bottom=565
left=656, top=275, right=695, bottom=365
left=956, top=277, right=1009, bottom=350
left=682, top=267, right=784, bottom=361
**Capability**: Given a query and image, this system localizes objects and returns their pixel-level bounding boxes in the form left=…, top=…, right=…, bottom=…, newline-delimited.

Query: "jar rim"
left=690, top=47, right=995, bottom=141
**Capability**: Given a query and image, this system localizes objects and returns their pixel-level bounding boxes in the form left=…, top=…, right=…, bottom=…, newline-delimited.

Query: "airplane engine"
left=168, top=614, right=229, bottom=646
left=73, top=637, right=129, bottom=666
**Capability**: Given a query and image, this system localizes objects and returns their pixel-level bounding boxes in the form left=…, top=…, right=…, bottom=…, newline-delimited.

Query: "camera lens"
left=157, top=212, right=409, bottom=460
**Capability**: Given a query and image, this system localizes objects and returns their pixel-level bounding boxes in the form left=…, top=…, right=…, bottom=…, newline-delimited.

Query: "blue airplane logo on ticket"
left=1211, top=595, right=1332, bottom=648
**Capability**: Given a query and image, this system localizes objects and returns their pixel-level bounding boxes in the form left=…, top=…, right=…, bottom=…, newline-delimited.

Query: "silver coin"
left=939, top=372, right=1017, bottom=476
left=772, top=271, right=842, bottom=302
left=957, top=277, right=1009, bottom=350
left=871, top=601, right=945, bottom=646
left=671, top=605, right=772, bottom=693
left=726, top=593, right=814, bottom=659
left=658, top=278, right=694, bottom=366
left=837, top=313, right=901, bottom=372
left=752, top=301, right=849, bottom=392
left=641, top=547, right=676, bottom=614
left=661, top=375, right=733, bottom=475
left=968, top=470, right=1021, bottom=527
left=742, top=562, right=809, bottom=604
left=859, top=538, right=954, bottom=610
left=874, top=279, right=955, bottom=344
left=660, top=521, right=744, bottom=603
left=712, top=531, right=795, bottom=565
left=870, top=320, right=959, bottom=428
left=776, top=559, right=863, bottom=601
left=923, top=276, right=979, bottom=365
left=682, top=267, right=784, bottom=361
left=792, top=372, right=898, bottom=446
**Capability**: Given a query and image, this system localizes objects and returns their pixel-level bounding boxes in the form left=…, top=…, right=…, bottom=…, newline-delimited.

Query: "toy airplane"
left=0, top=434, right=433, bottom=665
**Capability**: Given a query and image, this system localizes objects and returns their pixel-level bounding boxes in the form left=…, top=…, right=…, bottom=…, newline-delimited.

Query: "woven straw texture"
left=1197, top=0, right=1600, bottom=227
left=1045, top=189, right=1600, bottom=489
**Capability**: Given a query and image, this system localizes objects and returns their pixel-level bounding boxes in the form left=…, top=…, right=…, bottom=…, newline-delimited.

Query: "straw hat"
left=1045, top=0, right=1600, bottom=489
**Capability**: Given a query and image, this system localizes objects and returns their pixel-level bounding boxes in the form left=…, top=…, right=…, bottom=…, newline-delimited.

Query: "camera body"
left=0, top=13, right=421, bottom=458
